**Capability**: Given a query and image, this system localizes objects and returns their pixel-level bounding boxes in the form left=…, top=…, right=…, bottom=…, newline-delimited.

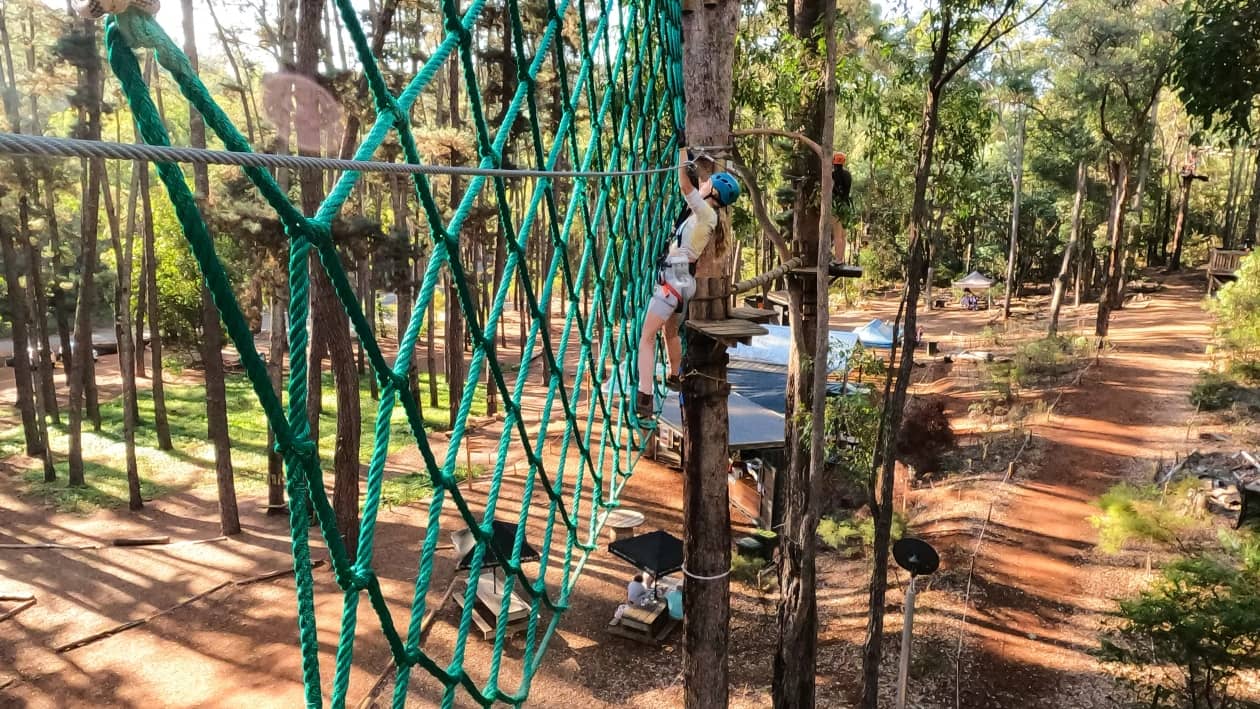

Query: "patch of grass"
left=380, top=465, right=479, bottom=507
left=818, top=511, right=909, bottom=553
left=731, top=553, right=773, bottom=591
left=1011, top=335, right=1089, bottom=385
left=8, top=368, right=483, bottom=513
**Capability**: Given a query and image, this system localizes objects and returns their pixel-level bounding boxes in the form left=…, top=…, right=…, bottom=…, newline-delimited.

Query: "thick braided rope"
left=102, top=0, right=685, bottom=706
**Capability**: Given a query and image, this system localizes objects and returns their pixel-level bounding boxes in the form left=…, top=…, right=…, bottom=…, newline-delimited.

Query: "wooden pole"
left=681, top=1, right=739, bottom=706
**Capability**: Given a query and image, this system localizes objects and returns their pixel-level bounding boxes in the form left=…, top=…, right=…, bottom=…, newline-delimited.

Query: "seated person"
left=611, top=573, right=655, bottom=624
left=961, top=288, right=979, bottom=311
left=665, top=584, right=683, bottom=620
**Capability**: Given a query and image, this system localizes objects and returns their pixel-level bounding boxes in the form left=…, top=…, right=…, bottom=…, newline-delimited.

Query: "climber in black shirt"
left=828, top=152, right=862, bottom=280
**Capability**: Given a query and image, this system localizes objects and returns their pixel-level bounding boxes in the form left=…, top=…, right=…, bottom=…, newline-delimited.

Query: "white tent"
left=952, top=271, right=995, bottom=289
left=952, top=271, right=995, bottom=308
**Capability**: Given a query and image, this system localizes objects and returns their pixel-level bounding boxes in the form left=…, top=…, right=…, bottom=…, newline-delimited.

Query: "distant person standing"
left=829, top=152, right=861, bottom=279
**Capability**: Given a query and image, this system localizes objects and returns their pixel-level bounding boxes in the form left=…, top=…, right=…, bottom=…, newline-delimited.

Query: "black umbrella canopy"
left=457, top=520, right=541, bottom=570
left=609, top=529, right=684, bottom=577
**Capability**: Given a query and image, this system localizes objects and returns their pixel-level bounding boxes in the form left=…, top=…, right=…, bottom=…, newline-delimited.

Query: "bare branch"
left=732, top=128, right=826, bottom=163
left=938, top=0, right=1051, bottom=88
left=1098, top=87, right=1118, bottom=147
left=726, top=154, right=793, bottom=264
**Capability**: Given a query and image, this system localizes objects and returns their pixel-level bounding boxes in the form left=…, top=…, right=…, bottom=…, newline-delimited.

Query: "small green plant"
left=1012, top=335, right=1089, bottom=384
left=1228, top=359, right=1260, bottom=385
left=1099, top=552, right=1260, bottom=709
left=818, top=516, right=862, bottom=550
left=1190, top=371, right=1241, bottom=411
left=817, top=512, right=908, bottom=553
left=1089, top=482, right=1198, bottom=555
left=731, top=553, right=772, bottom=591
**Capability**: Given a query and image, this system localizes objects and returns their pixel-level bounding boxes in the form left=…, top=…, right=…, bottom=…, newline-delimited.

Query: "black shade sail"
left=456, top=519, right=540, bottom=570
left=608, top=529, right=684, bottom=577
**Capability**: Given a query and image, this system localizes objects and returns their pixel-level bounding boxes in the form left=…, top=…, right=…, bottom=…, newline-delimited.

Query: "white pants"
left=637, top=259, right=695, bottom=396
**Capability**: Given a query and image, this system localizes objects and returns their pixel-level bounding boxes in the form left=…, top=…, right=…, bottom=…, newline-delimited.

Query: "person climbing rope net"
left=635, top=146, right=741, bottom=423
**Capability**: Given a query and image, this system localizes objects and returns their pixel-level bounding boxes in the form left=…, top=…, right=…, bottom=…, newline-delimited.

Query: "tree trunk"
left=1222, top=144, right=1241, bottom=249
left=298, top=0, right=359, bottom=557
left=0, top=13, right=58, bottom=429
left=1243, top=146, right=1260, bottom=249
left=139, top=166, right=173, bottom=450
left=680, top=1, right=739, bottom=706
left=860, top=28, right=948, bottom=703
left=1003, top=109, right=1025, bottom=320
left=773, top=1, right=833, bottom=705
left=267, top=280, right=288, bottom=514
left=1049, top=160, right=1086, bottom=337
left=1094, top=158, right=1131, bottom=339
left=182, top=0, right=240, bottom=534
left=445, top=13, right=465, bottom=429
left=21, top=194, right=59, bottom=435
left=103, top=158, right=143, bottom=511
left=1167, top=170, right=1194, bottom=273
left=44, top=173, right=73, bottom=391
left=0, top=218, right=44, bottom=457
left=67, top=16, right=104, bottom=486
left=427, top=291, right=439, bottom=408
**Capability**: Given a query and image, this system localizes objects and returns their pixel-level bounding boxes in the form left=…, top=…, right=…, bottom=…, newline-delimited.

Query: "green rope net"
left=100, top=0, right=684, bottom=705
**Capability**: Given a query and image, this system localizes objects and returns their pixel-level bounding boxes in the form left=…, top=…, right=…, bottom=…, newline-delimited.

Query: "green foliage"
left=817, top=511, right=908, bottom=553
left=1089, top=482, right=1197, bottom=554
left=1012, top=335, right=1090, bottom=384
left=1190, top=371, right=1243, bottom=411
left=823, top=390, right=881, bottom=511
left=1099, top=551, right=1260, bottom=708
left=4, top=369, right=477, bottom=512
left=1173, top=0, right=1260, bottom=134
left=731, top=552, right=773, bottom=591
left=150, top=199, right=209, bottom=344
left=1211, top=250, right=1260, bottom=363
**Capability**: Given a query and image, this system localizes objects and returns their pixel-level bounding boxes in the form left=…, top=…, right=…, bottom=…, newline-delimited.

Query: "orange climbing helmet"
left=833, top=152, right=847, bottom=165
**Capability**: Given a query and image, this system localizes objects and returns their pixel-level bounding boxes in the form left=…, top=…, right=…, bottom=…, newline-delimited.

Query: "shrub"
left=1228, top=359, right=1260, bottom=386
left=1012, top=335, right=1089, bottom=385
left=817, top=512, right=909, bottom=553
left=731, top=553, right=772, bottom=591
left=1190, top=371, right=1240, bottom=411
left=818, top=516, right=862, bottom=550
left=1099, top=553, right=1260, bottom=709
left=1210, top=249, right=1260, bottom=360
left=1089, top=482, right=1197, bottom=554
left=896, top=396, right=956, bottom=476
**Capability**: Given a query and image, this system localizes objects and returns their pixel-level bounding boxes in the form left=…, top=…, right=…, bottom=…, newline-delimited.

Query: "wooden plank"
left=729, top=306, right=776, bottom=324
left=686, top=319, right=768, bottom=339
left=111, top=536, right=171, bottom=547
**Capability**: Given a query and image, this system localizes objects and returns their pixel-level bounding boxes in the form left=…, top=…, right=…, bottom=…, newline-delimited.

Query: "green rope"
left=102, top=0, right=684, bottom=705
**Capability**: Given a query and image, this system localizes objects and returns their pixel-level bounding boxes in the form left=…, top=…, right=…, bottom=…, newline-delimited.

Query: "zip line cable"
left=0, top=132, right=687, bottom=179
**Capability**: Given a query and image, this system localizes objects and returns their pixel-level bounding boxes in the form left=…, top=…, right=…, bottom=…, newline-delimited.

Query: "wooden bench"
left=453, top=570, right=532, bottom=640
left=608, top=599, right=679, bottom=645
left=1208, top=248, right=1247, bottom=296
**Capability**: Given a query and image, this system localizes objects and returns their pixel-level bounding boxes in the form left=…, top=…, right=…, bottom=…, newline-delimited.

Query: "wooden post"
left=681, top=0, right=739, bottom=706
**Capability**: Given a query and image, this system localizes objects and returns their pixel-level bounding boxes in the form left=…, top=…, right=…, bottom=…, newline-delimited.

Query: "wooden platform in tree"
left=685, top=319, right=768, bottom=345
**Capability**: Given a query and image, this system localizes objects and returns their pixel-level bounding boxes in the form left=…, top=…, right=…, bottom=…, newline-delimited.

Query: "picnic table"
left=608, top=583, right=681, bottom=645
left=605, top=508, right=645, bottom=541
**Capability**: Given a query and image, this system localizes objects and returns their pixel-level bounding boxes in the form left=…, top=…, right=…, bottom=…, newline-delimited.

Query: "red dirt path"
left=0, top=274, right=1234, bottom=707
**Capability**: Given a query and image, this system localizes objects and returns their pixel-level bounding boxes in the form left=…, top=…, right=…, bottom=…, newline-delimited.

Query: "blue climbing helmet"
left=709, top=171, right=741, bottom=207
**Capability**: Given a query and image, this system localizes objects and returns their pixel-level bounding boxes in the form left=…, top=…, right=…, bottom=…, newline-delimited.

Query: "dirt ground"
left=0, top=272, right=1239, bottom=708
